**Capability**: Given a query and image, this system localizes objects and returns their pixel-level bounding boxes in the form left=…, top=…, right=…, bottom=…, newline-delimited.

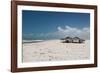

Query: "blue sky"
left=22, top=10, right=90, bottom=40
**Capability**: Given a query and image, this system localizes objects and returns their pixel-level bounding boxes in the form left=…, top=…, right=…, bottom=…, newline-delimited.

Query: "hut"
left=72, top=37, right=84, bottom=43
left=62, top=36, right=72, bottom=43
left=61, top=36, right=85, bottom=43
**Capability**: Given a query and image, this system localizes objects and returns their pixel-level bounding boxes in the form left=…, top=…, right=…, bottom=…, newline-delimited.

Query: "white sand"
left=22, top=40, right=90, bottom=62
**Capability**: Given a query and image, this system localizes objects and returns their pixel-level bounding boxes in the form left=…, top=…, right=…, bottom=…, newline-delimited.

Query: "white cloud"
left=23, top=25, right=90, bottom=40
left=56, top=25, right=90, bottom=39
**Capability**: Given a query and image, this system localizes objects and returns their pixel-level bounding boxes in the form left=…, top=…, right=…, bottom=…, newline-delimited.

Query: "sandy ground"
left=22, top=40, right=90, bottom=62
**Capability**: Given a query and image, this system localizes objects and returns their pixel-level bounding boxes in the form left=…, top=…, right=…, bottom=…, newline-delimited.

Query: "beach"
left=22, top=40, right=90, bottom=62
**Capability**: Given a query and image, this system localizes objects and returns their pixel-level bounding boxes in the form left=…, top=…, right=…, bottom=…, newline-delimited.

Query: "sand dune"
left=22, top=40, right=90, bottom=62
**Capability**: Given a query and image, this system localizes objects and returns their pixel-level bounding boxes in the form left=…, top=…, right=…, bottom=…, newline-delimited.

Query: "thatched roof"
left=65, top=36, right=72, bottom=39
left=73, top=37, right=80, bottom=40
left=61, top=36, right=85, bottom=43
left=61, top=36, right=85, bottom=41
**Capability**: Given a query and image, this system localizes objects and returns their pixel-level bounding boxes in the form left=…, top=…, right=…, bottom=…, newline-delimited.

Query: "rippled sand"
left=22, top=40, right=90, bottom=62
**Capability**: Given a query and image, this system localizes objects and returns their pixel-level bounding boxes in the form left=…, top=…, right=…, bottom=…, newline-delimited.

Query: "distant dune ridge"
left=22, top=39, right=90, bottom=62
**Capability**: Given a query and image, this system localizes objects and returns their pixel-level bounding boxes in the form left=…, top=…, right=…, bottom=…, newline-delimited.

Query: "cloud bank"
left=56, top=25, right=90, bottom=39
left=23, top=25, right=90, bottom=40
